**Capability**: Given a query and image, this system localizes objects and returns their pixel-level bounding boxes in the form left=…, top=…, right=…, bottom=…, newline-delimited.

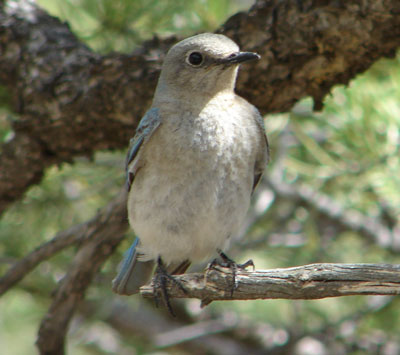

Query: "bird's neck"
left=153, top=80, right=236, bottom=108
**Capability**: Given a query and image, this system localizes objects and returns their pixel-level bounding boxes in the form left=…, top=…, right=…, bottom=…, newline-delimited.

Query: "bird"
left=112, top=33, right=269, bottom=310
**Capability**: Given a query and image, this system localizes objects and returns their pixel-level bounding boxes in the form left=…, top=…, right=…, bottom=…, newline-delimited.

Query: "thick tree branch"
left=140, top=263, right=400, bottom=306
left=35, top=190, right=128, bottom=355
left=0, top=1, right=397, bottom=352
left=1, top=0, right=400, bottom=214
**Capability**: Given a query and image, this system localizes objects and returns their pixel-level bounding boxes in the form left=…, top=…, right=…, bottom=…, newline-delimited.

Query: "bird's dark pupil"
left=189, top=52, right=203, bottom=65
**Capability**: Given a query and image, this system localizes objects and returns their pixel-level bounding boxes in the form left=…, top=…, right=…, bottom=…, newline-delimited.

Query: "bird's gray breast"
left=128, top=98, right=257, bottom=263
left=157, top=101, right=256, bottom=203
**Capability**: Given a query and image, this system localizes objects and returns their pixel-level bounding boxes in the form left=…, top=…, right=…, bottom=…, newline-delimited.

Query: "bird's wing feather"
left=252, top=111, right=269, bottom=193
left=111, top=237, right=155, bottom=295
left=125, top=108, right=161, bottom=191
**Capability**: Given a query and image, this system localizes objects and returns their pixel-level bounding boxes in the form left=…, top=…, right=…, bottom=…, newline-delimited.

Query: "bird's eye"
left=187, top=52, right=203, bottom=66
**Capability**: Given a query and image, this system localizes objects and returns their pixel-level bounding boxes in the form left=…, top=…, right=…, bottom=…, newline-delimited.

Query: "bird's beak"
left=220, top=51, right=261, bottom=65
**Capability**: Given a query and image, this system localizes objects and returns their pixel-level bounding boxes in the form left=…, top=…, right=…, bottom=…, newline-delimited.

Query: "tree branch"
left=1, top=1, right=400, bottom=351
left=1, top=0, right=400, bottom=214
left=35, top=190, right=128, bottom=355
left=0, top=190, right=128, bottom=296
left=265, top=174, right=398, bottom=251
left=89, top=299, right=268, bottom=354
left=140, top=263, right=400, bottom=306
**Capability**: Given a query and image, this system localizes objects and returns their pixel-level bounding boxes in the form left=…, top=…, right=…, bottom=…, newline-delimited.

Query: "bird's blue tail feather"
left=112, top=237, right=155, bottom=295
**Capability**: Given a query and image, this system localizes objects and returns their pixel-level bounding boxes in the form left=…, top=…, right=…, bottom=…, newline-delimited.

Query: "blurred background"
left=1, top=0, right=400, bottom=354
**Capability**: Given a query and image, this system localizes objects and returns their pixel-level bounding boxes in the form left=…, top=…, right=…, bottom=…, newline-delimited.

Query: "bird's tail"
left=112, top=237, right=155, bottom=295
left=112, top=237, right=192, bottom=295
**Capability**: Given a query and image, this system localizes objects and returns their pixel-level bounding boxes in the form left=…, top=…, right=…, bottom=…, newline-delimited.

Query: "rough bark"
left=1, top=0, right=400, bottom=353
left=1, top=0, right=400, bottom=214
left=140, top=263, right=400, bottom=306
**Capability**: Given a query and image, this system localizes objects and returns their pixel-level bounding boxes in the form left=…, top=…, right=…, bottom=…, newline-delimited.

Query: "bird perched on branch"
left=112, top=33, right=269, bottom=312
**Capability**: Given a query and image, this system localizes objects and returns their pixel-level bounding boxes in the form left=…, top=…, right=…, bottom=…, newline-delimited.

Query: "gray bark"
left=1, top=0, right=400, bottom=214
left=140, top=263, right=400, bottom=306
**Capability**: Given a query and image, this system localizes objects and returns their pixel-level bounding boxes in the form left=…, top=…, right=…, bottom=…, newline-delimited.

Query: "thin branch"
left=80, top=286, right=397, bottom=354
left=0, top=191, right=126, bottom=295
left=35, top=190, right=128, bottom=355
left=0, top=225, right=81, bottom=296
left=266, top=174, right=399, bottom=251
left=86, top=299, right=267, bottom=354
left=140, top=263, right=400, bottom=306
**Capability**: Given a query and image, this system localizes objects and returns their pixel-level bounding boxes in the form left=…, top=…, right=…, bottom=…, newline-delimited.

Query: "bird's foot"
left=208, top=249, right=255, bottom=297
left=153, top=257, right=187, bottom=317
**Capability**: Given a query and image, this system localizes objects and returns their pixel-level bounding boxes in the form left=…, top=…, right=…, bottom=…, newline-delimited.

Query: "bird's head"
left=154, top=33, right=260, bottom=102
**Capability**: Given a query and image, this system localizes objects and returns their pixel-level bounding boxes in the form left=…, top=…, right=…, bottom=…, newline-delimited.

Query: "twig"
left=140, top=263, right=400, bottom=306
left=82, top=299, right=268, bottom=354
left=0, top=192, right=128, bottom=296
left=266, top=174, right=398, bottom=250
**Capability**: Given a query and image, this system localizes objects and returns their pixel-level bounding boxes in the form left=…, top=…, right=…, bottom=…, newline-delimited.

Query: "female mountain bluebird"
left=112, top=33, right=269, bottom=307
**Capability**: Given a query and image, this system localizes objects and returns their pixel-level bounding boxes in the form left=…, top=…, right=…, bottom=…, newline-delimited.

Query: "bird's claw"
left=153, top=257, right=187, bottom=317
left=207, top=250, right=255, bottom=297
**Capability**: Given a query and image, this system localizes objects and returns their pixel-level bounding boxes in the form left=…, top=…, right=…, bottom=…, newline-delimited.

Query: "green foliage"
left=1, top=0, right=400, bottom=354
left=290, top=56, right=400, bottom=215
left=221, top=53, right=400, bottom=354
left=0, top=85, right=14, bottom=142
left=37, top=0, right=248, bottom=53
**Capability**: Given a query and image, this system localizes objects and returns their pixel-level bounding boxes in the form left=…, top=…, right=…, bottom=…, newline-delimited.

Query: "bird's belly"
left=127, top=161, right=252, bottom=265
left=127, top=105, right=259, bottom=265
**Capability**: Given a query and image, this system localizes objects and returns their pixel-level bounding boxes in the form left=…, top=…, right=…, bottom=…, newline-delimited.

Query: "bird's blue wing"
left=252, top=111, right=269, bottom=193
left=252, top=111, right=269, bottom=192
left=112, top=237, right=155, bottom=295
left=112, top=108, right=161, bottom=295
left=125, top=107, right=161, bottom=191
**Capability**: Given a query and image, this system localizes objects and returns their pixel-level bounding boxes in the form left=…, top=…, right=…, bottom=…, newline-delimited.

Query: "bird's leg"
left=208, top=249, right=255, bottom=297
left=153, top=256, right=187, bottom=317
left=213, top=249, right=255, bottom=270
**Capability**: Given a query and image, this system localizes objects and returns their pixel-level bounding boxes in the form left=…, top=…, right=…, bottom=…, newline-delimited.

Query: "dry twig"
left=140, top=263, right=400, bottom=307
